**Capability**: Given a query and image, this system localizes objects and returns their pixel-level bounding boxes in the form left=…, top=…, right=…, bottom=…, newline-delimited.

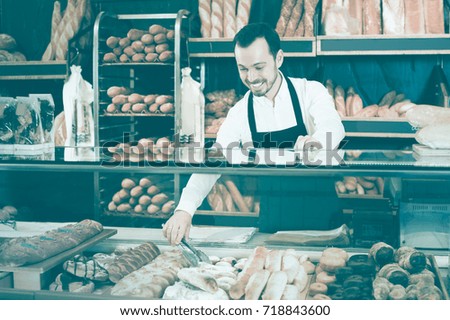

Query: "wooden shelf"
left=102, top=113, right=174, bottom=117
left=196, top=210, right=259, bottom=217
left=317, top=34, right=450, bottom=56
left=189, top=37, right=316, bottom=58
left=342, top=118, right=416, bottom=138
left=0, top=61, right=67, bottom=80
left=100, top=62, right=174, bottom=67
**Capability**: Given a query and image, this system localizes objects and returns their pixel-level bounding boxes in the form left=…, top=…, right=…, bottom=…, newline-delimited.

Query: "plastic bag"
left=63, top=65, right=95, bottom=161
left=0, top=97, right=17, bottom=145
left=179, top=67, right=205, bottom=163
left=15, top=96, right=45, bottom=145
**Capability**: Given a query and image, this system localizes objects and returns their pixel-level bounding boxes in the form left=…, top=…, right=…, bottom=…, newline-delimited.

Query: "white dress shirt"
left=176, top=73, right=345, bottom=216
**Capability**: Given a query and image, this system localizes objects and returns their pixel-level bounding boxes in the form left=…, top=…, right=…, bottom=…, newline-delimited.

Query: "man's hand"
left=294, top=135, right=323, bottom=152
left=162, top=210, right=192, bottom=245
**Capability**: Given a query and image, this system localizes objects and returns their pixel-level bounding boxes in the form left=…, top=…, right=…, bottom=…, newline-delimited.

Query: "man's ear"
left=276, top=49, right=284, bottom=68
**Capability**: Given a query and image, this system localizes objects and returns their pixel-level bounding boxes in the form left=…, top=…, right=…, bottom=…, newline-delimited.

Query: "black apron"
left=248, top=77, right=342, bottom=232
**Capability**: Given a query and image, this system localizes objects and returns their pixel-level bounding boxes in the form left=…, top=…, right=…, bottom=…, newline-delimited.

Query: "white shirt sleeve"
left=175, top=100, right=246, bottom=216
left=305, top=80, right=345, bottom=150
left=175, top=173, right=221, bottom=216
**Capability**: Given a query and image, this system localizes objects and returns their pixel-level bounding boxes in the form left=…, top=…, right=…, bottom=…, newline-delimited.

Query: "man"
left=163, top=23, right=345, bottom=245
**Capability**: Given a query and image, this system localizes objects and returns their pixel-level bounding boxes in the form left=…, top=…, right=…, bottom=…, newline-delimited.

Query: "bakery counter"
left=1, top=222, right=448, bottom=300
left=1, top=147, right=450, bottom=178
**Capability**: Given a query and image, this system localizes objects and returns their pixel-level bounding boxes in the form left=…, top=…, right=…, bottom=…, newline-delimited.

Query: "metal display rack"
left=92, top=10, right=190, bottom=225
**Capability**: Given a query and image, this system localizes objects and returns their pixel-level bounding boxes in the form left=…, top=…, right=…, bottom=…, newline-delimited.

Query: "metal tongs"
left=177, top=238, right=211, bottom=267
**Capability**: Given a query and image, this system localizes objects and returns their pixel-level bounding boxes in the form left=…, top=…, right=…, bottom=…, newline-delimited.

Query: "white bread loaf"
left=244, top=269, right=270, bottom=300
left=404, top=0, right=425, bottom=34
left=275, top=0, right=297, bottom=36
left=223, top=0, right=237, bottom=38
left=198, top=0, right=212, bottom=37
left=362, top=0, right=381, bottom=35
left=382, top=0, right=405, bottom=35
left=284, top=0, right=304, bottom=37
left=42, top=1, right=62, bottom=61
left=211, top=0, right=224, bottom=38
left=236, top=0, right=252, bottom=32
left=261, top=271, right=288, bottom=300
left=424, top=0, right=444, bottom=34
left=229, top=246, right=268, bottom=299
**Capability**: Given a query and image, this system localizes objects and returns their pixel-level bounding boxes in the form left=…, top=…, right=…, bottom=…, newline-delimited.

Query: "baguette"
left=261, top=271, right=288, bottom=300
left=281, top=284, right=300, bottom=300
left=229, top=246, right=269, bottom=300
left=222, top=177, right=250, bottom=212
left=265, top=249, right=284, bottom=272
left=178, top=268, right=219, bottom=293
left=244, top=269, right=270, bottom=300
left=281, top=253, right=300, bottom=283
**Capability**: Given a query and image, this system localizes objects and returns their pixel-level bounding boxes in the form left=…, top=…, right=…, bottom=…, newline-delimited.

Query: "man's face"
left=235, top=37, right=282, bottom=97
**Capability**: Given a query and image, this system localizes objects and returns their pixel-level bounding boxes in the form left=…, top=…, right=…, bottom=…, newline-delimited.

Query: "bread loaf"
left=178, top=268, right=219, bottom=293
left=424, top=0, right=444, bottom=34
left=211, top=0, right=224, bottom=38
left=244, top=269, right=270, bottom=300
left=404, top=0, right=425, bottom=35
left=55, top=0, right=87, bottom=60
left=198, top=0, right=212, bottom=37
left=107, top=242, right=160, bottom=283
left=111, top=250, right=188, bottom=298
left=222, top=177, right=250, bottom=212
left=345, top=0, right=363, bottom=34
left=229, top=246, right=268, bottom=299
left=382, top=0, right=405, bottom=35
left=303, top=0, right=319, bottom=37
left=284, top=0, right=304, bottom=37
left=275, top=0, right=296, bottom=36
left=265, top=249, right=283, bottom=272
left=223, top=0, right=237, bottom=38
left=0, top=219, right=103, bottom=267
left=261, top=271, right=288, bottom=300
left=236, top=0, right=252, bottom=32
left=362, top=0, right=381, bottom=35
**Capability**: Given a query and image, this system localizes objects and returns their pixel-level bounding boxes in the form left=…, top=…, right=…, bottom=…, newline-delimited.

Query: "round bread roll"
left=322, top=247, right=349, bottom=261
left=309, top=282, right=327, bottom=296
left=319, top=255, right=346, bottom=273
left=301, top=260, right=316, bottom=274
left=312, top=293, right=332, bottom=300
left=316, top=271, right=336, bottom=285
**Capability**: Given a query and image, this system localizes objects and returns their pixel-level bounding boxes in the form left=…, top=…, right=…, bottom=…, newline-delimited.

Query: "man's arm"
left=307, top=80, right=346, bottom=150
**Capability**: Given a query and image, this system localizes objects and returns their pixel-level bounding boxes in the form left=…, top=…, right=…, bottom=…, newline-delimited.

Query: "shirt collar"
left=253, top=71, right=289, bottom=106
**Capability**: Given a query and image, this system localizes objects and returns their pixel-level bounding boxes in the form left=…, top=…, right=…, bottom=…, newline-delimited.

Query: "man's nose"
left=247, top=69, right=257, bottom=82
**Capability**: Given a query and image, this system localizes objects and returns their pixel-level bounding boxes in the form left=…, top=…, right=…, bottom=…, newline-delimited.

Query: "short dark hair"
left=233, top=23, right=281, bottom=58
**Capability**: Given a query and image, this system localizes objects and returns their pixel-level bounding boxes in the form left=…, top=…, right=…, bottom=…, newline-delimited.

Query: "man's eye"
left=239, top=68, right=248, bottom=72
left=255, top=67, right=263, bottom=71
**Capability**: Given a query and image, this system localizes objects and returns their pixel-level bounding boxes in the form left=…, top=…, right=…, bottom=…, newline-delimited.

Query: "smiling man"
left=163, top=23, right=345, bottom=245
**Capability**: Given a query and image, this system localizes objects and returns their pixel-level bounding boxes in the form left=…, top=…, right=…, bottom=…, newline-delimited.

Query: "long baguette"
left=244, top=269, right=270, bottom=300
left=261, top=271, right=288, bottom=300
left=265, top=249, right=284, bottom=272
left=229, top=246, right=268, bottom=300
left=222, top=177, right=250, bottom=212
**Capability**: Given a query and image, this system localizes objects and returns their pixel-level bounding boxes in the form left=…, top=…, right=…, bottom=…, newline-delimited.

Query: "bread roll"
left=198, top=0, right=212, bottom=37
left=244, top=269, right=270, bottom=300
left=262, top=271, right=288, bottom=300
left=229, top=246, right=268, bottom=300
left=211, top=0, right=224, bottom=38
left=223, top=0, right=237, bottom=38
